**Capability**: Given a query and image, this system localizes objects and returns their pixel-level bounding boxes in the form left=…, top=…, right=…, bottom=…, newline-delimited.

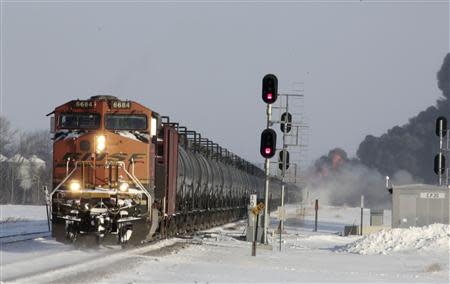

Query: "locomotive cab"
left=49, top=96, right=159, bottom=245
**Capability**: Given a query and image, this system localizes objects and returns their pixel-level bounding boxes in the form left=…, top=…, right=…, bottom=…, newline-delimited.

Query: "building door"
left=398, top=194, right=417, bottom=228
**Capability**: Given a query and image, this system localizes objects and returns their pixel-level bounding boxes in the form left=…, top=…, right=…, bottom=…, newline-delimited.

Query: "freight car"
left=48, top=96, right=281, bottom=245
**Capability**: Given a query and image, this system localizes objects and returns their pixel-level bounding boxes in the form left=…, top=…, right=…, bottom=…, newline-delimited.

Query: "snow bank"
left=0, top=205, right=47, bottom=221
left=339, top=224, right=450, bottom=255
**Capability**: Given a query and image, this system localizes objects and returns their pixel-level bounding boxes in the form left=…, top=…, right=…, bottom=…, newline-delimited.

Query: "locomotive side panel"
left=165, top=127, right=179, bottom=216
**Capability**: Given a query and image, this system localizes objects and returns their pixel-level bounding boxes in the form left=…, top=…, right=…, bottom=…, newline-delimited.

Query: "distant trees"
left=0, top=116, right=16, bottom=156
left=0, top=116, right=51, bottom=205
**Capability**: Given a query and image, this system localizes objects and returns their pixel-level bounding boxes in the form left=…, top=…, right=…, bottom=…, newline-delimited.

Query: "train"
left=48, top=95, right=284, bottom=246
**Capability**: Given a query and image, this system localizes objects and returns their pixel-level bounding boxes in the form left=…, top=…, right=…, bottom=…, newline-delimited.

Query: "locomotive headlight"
left=119, top=182, right=129, bottom=192
left=69, top=181, right=81, bottom=192
left=96, top=135, right=106, bottom=153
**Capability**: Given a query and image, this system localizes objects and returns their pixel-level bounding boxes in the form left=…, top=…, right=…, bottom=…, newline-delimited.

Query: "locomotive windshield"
left=105, top=114, right=147, bottom=130
left=59, top=113, right=100, bottom=129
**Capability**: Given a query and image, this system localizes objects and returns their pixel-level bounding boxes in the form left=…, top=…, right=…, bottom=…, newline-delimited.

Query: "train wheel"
left=118, top=224, right=132, bottom=247
left=186, top=215, right=194, bottom=233
left=193, top=214, right=199, bottom=231
left=177, top=216, right=186, bottom=235
left=210, top=212, right=216, bottom=227
left=65, top=221, right=78, bottom=243
left=160, top=219, right=167, bottom=239
left=204, top=214, right=211, bottom=229
left=200, top=214, right=206, bottom=230
left=168, top=218, right=177, bottom=237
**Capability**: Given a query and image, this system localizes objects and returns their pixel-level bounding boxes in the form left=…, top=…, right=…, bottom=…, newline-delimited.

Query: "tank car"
left=48, top=96, right=278, bottom=245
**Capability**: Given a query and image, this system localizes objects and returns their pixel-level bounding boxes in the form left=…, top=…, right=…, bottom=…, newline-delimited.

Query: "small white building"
left=392, top=184, right=449, bottom=228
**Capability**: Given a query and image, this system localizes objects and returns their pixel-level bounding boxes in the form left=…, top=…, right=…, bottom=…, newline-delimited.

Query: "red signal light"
left=260, top=128, right=277, bottom=159
left=262, top=74, right=278, bottom=104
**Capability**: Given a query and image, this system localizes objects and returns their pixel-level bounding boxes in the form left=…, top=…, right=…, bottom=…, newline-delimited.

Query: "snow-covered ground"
left=0, top=205, right=49, bottom=237
left=0, top=204, right=448, bottom=283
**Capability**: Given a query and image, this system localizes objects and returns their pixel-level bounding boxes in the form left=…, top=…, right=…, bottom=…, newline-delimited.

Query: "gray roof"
left=393, top=183, right=449, bottom=191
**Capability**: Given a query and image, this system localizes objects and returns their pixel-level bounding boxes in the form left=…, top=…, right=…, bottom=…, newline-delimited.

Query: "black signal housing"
left=260, top=128, right=277, bottom=158
left=262, top=74, right=278, bottom=104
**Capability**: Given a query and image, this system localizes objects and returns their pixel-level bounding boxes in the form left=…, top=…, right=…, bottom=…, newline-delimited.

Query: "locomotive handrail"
left=48, top=161, right=80, bottom=216
left=116, top=161, right=152, bottom=213
left=50, top=161, right=79, bottom=197
left=116, top=161, right=147, bottom=192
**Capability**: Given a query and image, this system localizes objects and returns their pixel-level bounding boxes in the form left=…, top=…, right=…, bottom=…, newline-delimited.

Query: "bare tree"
left=0, top=116, right=17, bottom=156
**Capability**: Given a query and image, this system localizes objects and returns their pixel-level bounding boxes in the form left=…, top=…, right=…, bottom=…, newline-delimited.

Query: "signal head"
left=262, top=74, right=278, bottom=104
left=278, top=150, right=290, bottom=170
left=280, top=112, right=292, bottom=133
left=260, top=128, right=277, bottom=159
left=434, top=153, right=446, bottom=175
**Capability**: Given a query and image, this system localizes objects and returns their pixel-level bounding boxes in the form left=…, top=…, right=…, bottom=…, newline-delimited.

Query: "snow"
left=28, top=155, right=45, bottom=167
left=339, top=224, right=450, bottom=255
left=1, top=205, right=47, bottom=222
left=0, top=204, right=448, bottom=283
left=7, top=154, right=26, bottom=163
left=0, top=205, right=49, bottom=237
left=116, top=130, right=140, bottom=141
left=115, top=131, right=150, bottom=142
left=54, top=130, right=86, bottom=141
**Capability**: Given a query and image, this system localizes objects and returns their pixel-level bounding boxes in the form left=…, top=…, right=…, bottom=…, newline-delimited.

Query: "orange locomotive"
left=49, top=96, right=268, bottom=245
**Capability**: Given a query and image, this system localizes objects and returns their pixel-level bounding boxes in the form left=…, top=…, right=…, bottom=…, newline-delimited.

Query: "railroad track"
left=4, top=237, right=197, bottom=283
left=0, top=231, right=51, bottom=244
left=1, top=222, right=241, bottom=283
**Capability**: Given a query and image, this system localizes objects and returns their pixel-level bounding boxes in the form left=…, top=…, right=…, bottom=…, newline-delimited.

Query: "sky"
left=0, top=0, right=449, bottom=167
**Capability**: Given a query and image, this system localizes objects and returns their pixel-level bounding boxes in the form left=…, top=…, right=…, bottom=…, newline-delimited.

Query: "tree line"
left=0, top=116, right=52, bottom=205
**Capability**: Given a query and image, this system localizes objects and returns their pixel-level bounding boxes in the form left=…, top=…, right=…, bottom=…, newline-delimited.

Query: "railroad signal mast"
left=435, top=116, right=449, bottom=186
left=273, top=90, right=309, bottom=187
left=275, top=92, right=307, bottom=234
left=278, top=108, right=291, bottom=234
left=260, top=74, right=308, bottom=245
left=260, top=74, right=278, bottom=244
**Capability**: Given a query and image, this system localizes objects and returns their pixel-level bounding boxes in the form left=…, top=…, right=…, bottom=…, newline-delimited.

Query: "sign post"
left=360, top=195, right=364, bottom=236
left=43, top=186, right=51, bottom=232
left=277, top=206, right=286, bottom=251
left=252, top=214, right=259, bottom=256
left=251, top=202, right=265, bottom=256
left=314, top=199, right=319, bottom=232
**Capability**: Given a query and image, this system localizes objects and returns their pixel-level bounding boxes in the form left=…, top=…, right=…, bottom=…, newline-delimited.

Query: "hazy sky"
left=1, top=1, right=449, bottom=166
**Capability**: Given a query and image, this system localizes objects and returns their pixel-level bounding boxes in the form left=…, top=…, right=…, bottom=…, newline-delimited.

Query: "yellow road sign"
left=252, top=202, right=265, bottom=215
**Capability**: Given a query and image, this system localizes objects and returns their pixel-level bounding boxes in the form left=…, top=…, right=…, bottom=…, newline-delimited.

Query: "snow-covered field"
left=0, top=204, right=448, bottom=283
left=0, top=205, right=49, bottom=237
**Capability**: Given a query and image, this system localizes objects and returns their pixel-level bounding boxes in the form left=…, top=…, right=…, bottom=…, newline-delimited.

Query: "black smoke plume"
left=357, top=54, right=449, bottom=184
left=307, top=54, right=449, bottom=208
